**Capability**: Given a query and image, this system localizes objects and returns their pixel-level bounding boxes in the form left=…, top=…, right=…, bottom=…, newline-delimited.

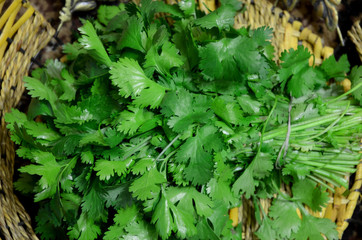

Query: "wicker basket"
left=0, top=0, right=54, bottom=239
left=349, top=20, right=362, bottom=63
left=0, top=0, right=360, bottom=239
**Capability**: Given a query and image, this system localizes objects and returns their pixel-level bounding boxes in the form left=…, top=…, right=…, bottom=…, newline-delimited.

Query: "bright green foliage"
left=129, top=167, right=166, bottom=200
left=144, top=41, right=184, bottom=75
left=78, top=20, right=112, bottom=66
left=5, top=0, right=361, bottom=239
left=110, top=58, right=167, bottom=108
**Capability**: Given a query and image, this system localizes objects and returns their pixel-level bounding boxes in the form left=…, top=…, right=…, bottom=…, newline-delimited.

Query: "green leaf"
left=68, top=213, right=101, bottom=240
left=232, top=152, right=273, bottom=198
left=79, top=20, right=112, bottom=67
left=129, top=167, right=166, bottom=200
left=292, top=179, right=329, bottom=212
left=97, top=5, right=124, bottom=26
left=349, top=65, right=362, bottom=105
left=116, top=106, right=155, bottom=135
left=178, top=0, right=195, bottom=15
left=151, top=192, right=174, bottom=239
left=320, top=54, right=350, bottom=81
left=144, top=41, right=184, bottom=75
left=81, top=180, right=107, bottom=221
left=23, top=121, right=60, bottom=142
left=24, top=77, right=57, bottom=104
left=255, top=216, right=278, bottom=240
left=291, top=212, right=338, bottom=240
left=268, top=198, right=301, bottom=238
left=117, top=16, right=144, bottom=53
left=19, top=151, right=62, bottom=201
left=194, top=4, right=236, bottom=30
left=212, top=97, right=243, bottom=125
left=94, top=158, right=132, bottom=180
left=110, top=58, right=167, bottom=108
left=176, top=125, right=223, bottom=185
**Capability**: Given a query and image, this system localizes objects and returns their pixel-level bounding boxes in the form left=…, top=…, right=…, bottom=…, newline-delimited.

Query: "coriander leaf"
left=194, top=4, right=236, bottom=30
left=97, top=5, right=123, bottom=26
left=110, top=58, right=167, bottom=108
left=117, top=16, right=144, bottom=53
left=255, top=216, right=278, bottom=240
left=349, top=65, right=362, bottom=105
left=116, top=106, right=155, bottom=135
left=94, top=158, right=132, bottom=180
left=249, top=27, right=273, bottom=47
left=23, top=121, right=60, bottom=142
left=176, top=125, right=223, bottom=185
left=56, top=69, right=76, bottom=101
left=320, top=54, right=350, bottom=81
left=231, top=166, right=255, bottom=198
left=268, top=198, right=301, bottom=238
left=131, top=158, right=154, bottom=174
left=81, top=179, right=107, bottom=221
left=104, top=205, right=138, bottom=240
left=124, top=220, right=158, bottom=240
left=292, top=179, right=329, bottom=212
left=291, top=212, right=338, bottom=240
left=129, top=167, right=166, bottom=200
left=237, top=95, right=261, bottom=115
left=23, top=77, right=57, bottom=104
left=172, top=19, right=199, bottom=70
left=4, top=108, right=28, bottom=132
left=81, top=151, right=94, bottom=164
left=178, top=0, right=195, bottom=15
left=19, top=151, right=62, bottom=201
left=79, top=20, right=112, bottom=67
left=167, top=187, right=214, bottom=217
left=63, top=42, right=87, bottom=60
left=151, top=194, right=175, bottom=239
left=144, top=41, right=184, bottom=75
left=232, top=152, right=273, bottom=198
left=207, top=200, right=234, bottom=237
left=68, top=213, right=101, bottom=240
left=161, top=89, right=213, bottom=133
left=212, top=97, right=244, bottom=125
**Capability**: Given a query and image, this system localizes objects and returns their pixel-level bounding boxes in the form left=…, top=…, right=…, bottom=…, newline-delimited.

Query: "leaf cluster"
left=5, top=0, right=362, bottom=239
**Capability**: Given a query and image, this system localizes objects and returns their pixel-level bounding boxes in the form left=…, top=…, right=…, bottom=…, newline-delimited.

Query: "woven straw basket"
left=0, top=0, right=361, bottom=239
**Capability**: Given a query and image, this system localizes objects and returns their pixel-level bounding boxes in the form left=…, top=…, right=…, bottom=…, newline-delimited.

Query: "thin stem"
left=307, top=175, right=335, bottom=192
left=325, top=80, right=362, bottom=105
left=303, top=101, right=350, bottom=141
left=156, top=134, right=181, bottom=161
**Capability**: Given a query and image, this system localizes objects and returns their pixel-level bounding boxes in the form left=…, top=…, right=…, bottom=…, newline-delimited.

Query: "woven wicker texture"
left=348, top=20, right=362, bottom=62
left=0, top=0, right=54, bottom=239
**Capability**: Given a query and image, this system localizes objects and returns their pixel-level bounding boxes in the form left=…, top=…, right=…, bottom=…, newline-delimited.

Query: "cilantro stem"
left=325, top=80, right=362, bottom=105
left=295, top=161, right=356, bottom=173
left=122, top=136, right=152, bottom=160
left=156, top=134, right=181, bottom=161
left=303, top=101, right=350, bottom=141
left=257, top=97, right=278, bottom=152
left=306, top=175, right=335, bottom=192
left=312, top=169, right=348, bottom=188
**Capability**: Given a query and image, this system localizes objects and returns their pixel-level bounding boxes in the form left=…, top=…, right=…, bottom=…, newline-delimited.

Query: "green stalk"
left=312, top=169, right=349, bottom=188
left=312, top=173, right=343, bottom=189
left=307, top=175, right=335, bottom=192
left=264, top=113, right=341, bottom=140
left=325, top=80, right=362, bottom=105
left=296, top=161, right=356, bottom=173
left=303, top=101, right=350, bottom=141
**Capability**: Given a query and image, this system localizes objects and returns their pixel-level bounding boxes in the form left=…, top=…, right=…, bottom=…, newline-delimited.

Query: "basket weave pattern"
left=0, top=0, right=54, bottom=239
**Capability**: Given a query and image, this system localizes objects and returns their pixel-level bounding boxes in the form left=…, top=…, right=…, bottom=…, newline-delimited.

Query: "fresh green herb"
left=6, top=0, right=361, bottom=239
